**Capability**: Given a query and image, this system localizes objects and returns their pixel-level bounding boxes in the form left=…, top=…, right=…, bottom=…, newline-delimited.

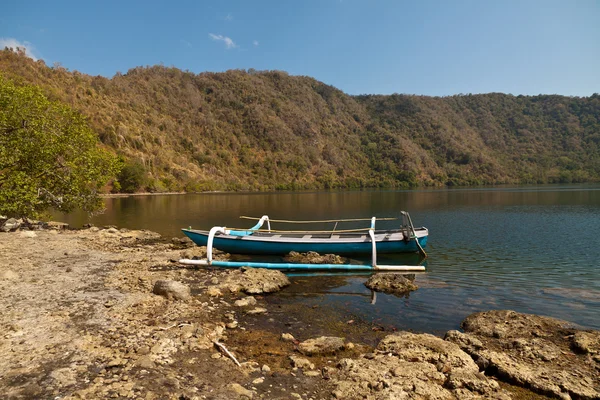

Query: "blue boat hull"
left=182, top=229, right=428, bottom=256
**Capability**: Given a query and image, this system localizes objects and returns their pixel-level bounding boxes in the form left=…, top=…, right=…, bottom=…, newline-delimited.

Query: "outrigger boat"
left=182, top=212, right=427, bottom=256
left=179, top=212, right=428, bottom=272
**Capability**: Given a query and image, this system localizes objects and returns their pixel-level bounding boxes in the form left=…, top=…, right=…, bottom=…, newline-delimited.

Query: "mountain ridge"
left=2, top=49, right=599, bottom=192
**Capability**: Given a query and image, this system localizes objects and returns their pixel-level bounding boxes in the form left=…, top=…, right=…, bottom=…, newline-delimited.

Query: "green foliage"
left=115, top=160, right=147, bottom=193
left=0, top=75, right=120, bottom=218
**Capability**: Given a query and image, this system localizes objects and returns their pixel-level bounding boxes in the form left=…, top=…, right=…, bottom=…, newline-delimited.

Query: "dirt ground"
left=0, top=227, right=344, bottom=399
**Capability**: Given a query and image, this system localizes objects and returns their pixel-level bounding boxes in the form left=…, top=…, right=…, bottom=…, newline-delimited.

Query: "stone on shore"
left=246, top=307, right=267, bottom=315
left=206, top=286, right=222, bottom=297
left=281, top=333, right=296, bottom=342
left=234, top=296, right=257, bottom=307
left=284, top=251, right=345, bottom=264
left=332, top=331, right=510, bottom=399
left=218, top=267, right=290, bottom=294
left=364, top=273, right=418, bottom=295
left=45, top=221, right=69, bottom=230
left=290, top=355, right=314, bottom=370
left=298, top=336, right=345, bottom=356
left=445, top=310, right=600, bottom=399
left=572, top=331, right=600, bottom=356
left=1, top=218, right=21, bottom=232
left=228, top=383, right=254, bottom=399
left=152, top=280, right=191, bottom=301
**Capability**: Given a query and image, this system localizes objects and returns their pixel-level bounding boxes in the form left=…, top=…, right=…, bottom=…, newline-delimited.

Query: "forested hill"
left=1, top=49, right=599, bottom=192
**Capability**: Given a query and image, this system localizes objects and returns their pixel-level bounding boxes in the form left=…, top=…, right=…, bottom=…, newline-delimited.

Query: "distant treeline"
left=1, top=49, right=599, bottom=192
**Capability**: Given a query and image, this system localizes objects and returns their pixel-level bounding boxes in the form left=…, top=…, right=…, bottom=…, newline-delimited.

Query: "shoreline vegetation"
left=101, top=191, right=188, bottom=198
left=1, top=220, right=598, bottom=399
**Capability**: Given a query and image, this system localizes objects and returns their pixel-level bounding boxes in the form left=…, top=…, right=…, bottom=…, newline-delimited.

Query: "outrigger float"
left=179, top=211, right=428, bottom=272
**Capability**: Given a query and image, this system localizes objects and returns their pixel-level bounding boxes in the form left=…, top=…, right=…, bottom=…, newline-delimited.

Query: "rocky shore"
left=1, top=222, right=598, bottom=399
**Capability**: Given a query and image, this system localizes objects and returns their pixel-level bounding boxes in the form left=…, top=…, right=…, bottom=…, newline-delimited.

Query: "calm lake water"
left=58, top=185, right=600, bottom=332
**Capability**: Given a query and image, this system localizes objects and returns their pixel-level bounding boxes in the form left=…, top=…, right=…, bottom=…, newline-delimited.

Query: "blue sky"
left=1, top=0, right=599, bottom=96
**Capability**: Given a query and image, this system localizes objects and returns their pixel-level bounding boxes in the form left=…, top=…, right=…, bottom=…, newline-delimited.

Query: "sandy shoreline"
left=1, top=226, right=598, bottom=399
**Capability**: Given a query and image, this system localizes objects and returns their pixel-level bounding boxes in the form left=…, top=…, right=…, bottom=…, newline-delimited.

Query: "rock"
left=281, top=333, right=296, bottom=342
left=290, top=355, right=314, bottom=370
left=45, top=221, right=69, bottom=230
left=228, top=383, right=253, bottom=399
left=252, top=377, right=264, bottom=384
left=226, top=321, right=239, bottom=329
left=206, top=287, right=222, bottom=297
left=461, top=309, right=574, bottom=339
left=378, top=332, right=479, bottom=373
left=240, top=361, right=260, bottom=374
left=246, top=307, right=267, bottom=315
left=364, top=273, right=418, bottom=296
left=261, top=364, right=271, bottom=373
left=332, top=332, right=510, bottom=399
left=444, top=330, right=483, bottom=352
left=283, top=251, right=345, bottom=264
left=22, top=218, right=43, bottom=230
left=453, top=310, right=600, bottom=399
left=303, top=370, right=321, bottom=377
left=181, top=246, right=229, bottom=261
left=180, top=246, right=207, bottom=260
left=572, top=331, right=600, bottom=355
left=106, top=358, right=125, bottom=368
left=135, top=356, right=155, bottom=369
left=234, top=296, right=257, bottom=307
left=180, top=324, right=195, bottom=339
left=152, top=280, right=191, bottom=301
left=510, top=337, right=562, bottom=361
left=218, top=267, right=290, bottom=294
left=171, top=236, right=193, bottom=248
left=1, top=218, right=21, bottom=232
left=298, top=336, right=345, bottom=356
left=445, top=370, right=501, bottom=393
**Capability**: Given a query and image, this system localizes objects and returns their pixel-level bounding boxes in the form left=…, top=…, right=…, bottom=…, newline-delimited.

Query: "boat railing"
left=226, top=213, right=426, bottom=258
left=214, top=214, right=426, bottom=244
left=225, top=227, right=373, bottom=234
left=235, top=215, right=399, bottom=235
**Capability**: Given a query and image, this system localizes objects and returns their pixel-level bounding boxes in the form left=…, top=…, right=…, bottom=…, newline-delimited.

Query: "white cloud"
left=209, top=33, right=237, bottom=49
left=225, top=13, right=233, bottom=21
left=0, top=38, right=40, bottom=61
left=253, top=40, right=259, bottom=46
left=181, top=39, right=192, bottom=48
